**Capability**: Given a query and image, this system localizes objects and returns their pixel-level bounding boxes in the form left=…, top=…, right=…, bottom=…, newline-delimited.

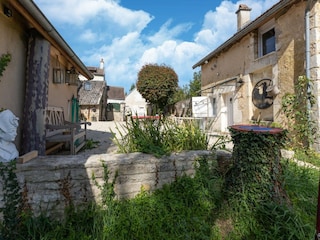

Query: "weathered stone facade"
left=0, top=151, right=212, bottom=219
left=194, top=1, right=320, bottom=137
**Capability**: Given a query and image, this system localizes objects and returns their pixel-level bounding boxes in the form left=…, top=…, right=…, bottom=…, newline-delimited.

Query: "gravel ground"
left=80, top=121, right=126, bottom=155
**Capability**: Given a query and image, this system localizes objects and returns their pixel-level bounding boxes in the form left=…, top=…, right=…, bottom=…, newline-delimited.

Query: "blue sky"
left=34, top=0, right=279, bottom=93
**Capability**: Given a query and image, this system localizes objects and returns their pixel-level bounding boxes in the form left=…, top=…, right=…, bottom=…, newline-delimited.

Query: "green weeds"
left=1, top=118, right=319, bottom=239
left=1, top=156, right=318, bottom=239
left=83, top=138, right=100, bottom=150
left=113, top=117, right=208, bottom=157
left=0, top=160, right=23, bottom=239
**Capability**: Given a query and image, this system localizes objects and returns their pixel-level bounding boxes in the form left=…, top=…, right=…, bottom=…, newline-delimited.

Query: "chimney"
left=236, top=4, right=251, bottom=31
left=99, top=58, right=104, bottom=69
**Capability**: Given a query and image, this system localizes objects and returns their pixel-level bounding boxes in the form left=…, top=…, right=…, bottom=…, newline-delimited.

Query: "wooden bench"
left=45, top=106, right=91, bottom=155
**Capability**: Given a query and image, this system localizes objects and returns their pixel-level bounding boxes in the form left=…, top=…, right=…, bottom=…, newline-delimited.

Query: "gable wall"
left=125, top=89, right=148, bottom=117
left=200, top=1, right=307, bottom=128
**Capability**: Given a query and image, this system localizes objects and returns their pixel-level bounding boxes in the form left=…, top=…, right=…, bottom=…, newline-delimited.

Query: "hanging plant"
left=0, top=53, right=11, bottom=80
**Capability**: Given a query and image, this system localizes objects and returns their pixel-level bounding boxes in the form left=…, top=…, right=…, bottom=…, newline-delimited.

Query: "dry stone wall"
left=0, top=150, right=212, bottom=219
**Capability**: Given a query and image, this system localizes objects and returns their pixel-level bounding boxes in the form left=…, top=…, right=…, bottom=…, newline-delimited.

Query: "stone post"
left=21, top=30, right=50, bottom=155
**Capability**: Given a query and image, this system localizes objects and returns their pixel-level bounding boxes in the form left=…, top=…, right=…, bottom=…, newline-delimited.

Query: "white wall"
left=192, top=96, right=215, bottom=117
left=125, top=89, right=148, bottom=116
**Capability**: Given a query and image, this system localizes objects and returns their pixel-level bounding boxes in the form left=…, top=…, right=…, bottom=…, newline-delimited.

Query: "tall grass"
left=113, top=117, right=208, bottom=157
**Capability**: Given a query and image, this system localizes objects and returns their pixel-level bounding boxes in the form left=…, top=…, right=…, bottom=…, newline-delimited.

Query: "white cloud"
left=35, top=0, right=152, bottom=32
left=79, top=29, right=98, bottom=42
left=35, top=0, right=108, bottom=26
left=148, top=20, right=193, bottom=45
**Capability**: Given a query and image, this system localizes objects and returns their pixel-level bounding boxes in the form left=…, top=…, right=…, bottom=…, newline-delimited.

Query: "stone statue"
left=0, top=109, right=19, bottom=162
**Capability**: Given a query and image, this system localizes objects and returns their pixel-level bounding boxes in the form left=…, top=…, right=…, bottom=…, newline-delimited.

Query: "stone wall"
left=0, top=151, right=212, bottom=219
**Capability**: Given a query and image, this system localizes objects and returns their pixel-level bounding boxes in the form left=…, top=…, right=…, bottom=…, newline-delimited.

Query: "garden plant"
left=0, top=116, right=319, bottom=239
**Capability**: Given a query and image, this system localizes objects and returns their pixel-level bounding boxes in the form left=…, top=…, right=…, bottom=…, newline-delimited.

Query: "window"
left=53, top=68, right=63, bottom=83
left=211, top=97, right=217, bottom=117
left=262, top=28, right=275, bottom=55
left=258, top=20, right=275, bottom=57
left=84, top=82, right=92, bottom=91
left=52, top=55, right=65, bottom=84
left=66, top=71, right=79, bottom=85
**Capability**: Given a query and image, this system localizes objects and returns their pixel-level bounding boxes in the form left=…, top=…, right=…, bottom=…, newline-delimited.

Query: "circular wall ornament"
left=252, top=79, right=273, bottom=109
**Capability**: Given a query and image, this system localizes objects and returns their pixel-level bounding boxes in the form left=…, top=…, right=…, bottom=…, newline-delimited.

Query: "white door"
left=226, top=93, right=234, bottom=128
left=221, top=93, right=233, bottom=132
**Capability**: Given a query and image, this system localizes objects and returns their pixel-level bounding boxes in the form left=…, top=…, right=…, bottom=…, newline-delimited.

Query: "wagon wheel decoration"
left=252, top=79, right=274, bottom=109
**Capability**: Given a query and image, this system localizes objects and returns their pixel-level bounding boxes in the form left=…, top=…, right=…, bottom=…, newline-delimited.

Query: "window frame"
left=258, top=20, right=275, bottom=57
left=53, top=68, right=63, bottom=84
left=65, top=71, right=79, bottom=86
left=211, top=97, right=217, bottom=117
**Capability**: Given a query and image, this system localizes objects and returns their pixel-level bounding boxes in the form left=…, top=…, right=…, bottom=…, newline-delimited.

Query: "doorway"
left=221, top=92, right=234, bottom=132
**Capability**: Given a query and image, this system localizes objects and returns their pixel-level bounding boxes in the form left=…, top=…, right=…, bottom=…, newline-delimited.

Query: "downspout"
left=306, top=1, right=311, bottom=81
left=306, top=0, right=312, bottom=144
left=307, top=1, right=320, bottom=238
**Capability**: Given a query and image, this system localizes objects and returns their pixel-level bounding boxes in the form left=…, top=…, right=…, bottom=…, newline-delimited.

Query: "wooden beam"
left=45, top=143, right=64, bottom=155
left=17, top=150, right=38, bottom=164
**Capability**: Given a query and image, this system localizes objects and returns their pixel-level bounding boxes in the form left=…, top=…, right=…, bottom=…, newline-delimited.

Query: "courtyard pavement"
left=80, top=121, right=126, bottom=155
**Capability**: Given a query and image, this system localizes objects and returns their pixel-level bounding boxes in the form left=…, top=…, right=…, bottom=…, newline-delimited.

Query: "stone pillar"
left=21, top=30, right=50, bottom=155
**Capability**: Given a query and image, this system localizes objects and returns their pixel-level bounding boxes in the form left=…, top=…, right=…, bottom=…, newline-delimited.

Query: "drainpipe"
left=306, top=0, right=316, bottom=150
left=306, top=1, right=311, bottom=81
left=307, top=1, right=320, bottom=238
left=306, top=0, right=312, bottom=148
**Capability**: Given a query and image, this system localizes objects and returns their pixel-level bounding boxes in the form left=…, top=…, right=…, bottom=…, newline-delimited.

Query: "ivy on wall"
left=0, top=53, right=11, bottom=80
left=282, top=75, right=317, bottom=149
left=225, top=128, right=288, bottom=204
left=0, top=161, right=23, bottom=239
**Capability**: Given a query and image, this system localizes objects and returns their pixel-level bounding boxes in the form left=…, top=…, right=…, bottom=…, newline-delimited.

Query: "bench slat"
left=45, top=106, right=90, bottom=155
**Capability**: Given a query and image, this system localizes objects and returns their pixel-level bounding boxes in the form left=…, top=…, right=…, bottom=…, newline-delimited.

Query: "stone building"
left=106, top=86, right=125, bottom=121
left=79, top=59, right=108, bottom=121
left=124, top=88, right=150, bottom=118
left=78, top=80, right=107, bottom=121
left=193, top=0, right=320, bottom=143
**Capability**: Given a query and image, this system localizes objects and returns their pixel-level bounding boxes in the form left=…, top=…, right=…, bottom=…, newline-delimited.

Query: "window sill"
left=255, top=51, right=276, bottom=61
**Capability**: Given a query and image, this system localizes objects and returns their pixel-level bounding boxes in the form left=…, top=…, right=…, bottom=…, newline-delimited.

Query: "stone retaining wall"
left=0, top=150, right=213, bottom=219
